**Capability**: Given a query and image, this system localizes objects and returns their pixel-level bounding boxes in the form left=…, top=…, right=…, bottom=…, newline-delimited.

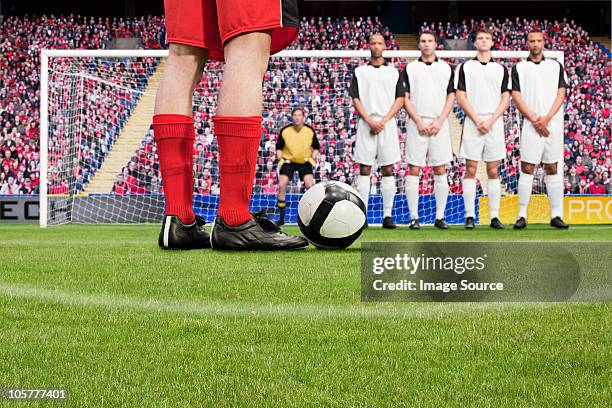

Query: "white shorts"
left=405, top=118, right=453, bottom=167
left=459, top=115, right=506, bottom=162
left=353, top=117, right=401, bottom=166
left=519, top=119, right=564, bottom=164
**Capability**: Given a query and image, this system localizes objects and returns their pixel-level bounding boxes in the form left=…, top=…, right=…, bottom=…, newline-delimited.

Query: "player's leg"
left=376, top=121, right=400, bottom=229
left=154, top=43, right=210, bottom=249
left=543, top=162, right=568, bottom=229
left=429, top=121, right=452, bottom=229
left=277, top=174, right=289, bottom=226
left=433, top=165, right=449, bottom=229
left=483, top=117, right=506, bottom=229
left=462, top=159, right=478, bottom=229
left=357, top=164, right=372, bottom=210
left=405, top=121, right=427, bottom=229
left=486, top=160, right=504, bottom=229
left=303, top=174, right=315, bottom=189
left=211, top=31, right=306, bottom=249
left=515, top=123, right=546, bottom=229
left=542, top=126, right=568, bottom=229
left=515, top=161, right=535, bottom=229
left=353, top=117, right=378, bottom=214
left=380, top=165, right=397, bottom=229
left=405, top=165, right=421, bottom=229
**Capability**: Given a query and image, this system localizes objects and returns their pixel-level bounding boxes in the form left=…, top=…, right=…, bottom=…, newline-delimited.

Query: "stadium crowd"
left=421, top=17, right=611, bottom=194
left=1, top=14, right=610, bottom=198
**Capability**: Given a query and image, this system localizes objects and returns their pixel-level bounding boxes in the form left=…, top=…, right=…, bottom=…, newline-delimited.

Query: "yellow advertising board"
left=479, top=195, right=612, bottom=225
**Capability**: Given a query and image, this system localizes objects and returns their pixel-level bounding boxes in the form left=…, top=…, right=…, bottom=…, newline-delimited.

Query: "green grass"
left=0, top=224, right=611, bottom=407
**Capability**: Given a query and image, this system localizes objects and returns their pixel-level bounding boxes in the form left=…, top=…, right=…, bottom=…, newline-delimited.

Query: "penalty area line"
left=0, top=282, right=563, bottom=320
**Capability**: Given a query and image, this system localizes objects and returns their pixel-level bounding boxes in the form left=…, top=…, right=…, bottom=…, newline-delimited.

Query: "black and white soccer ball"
left=297, top=180, right=367, bottom=249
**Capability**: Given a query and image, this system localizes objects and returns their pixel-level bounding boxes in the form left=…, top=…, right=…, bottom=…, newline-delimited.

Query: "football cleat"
left=490, top=217, right=505, bottom=229
left=382, top=216, right=397, bottom=229
left=550, top=216, right=569, bottom=229
left=409, top=219, right=420, bottom=230
left=159, top=215, right=211, bottom=250
left=514, top=217, right=527, bottom=229
left=465, top=216, right=476, bottom=230
left=434, top=218, right=449, bottom=229
left=210, top=214, right=308, bottom=250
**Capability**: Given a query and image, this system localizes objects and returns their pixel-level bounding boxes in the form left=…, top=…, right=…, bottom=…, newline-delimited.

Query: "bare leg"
left=217, top=31, right=271, bottom=116
left=155, top=44, right=207, bottom=115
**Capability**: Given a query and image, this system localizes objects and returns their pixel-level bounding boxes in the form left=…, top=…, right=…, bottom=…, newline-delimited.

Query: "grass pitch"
left=0, top=224, right=611, bottom=407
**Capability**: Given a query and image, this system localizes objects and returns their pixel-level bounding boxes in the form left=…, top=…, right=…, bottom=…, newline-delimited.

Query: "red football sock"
left=214, top=115, right=261, bottom=226
left=153, top=114, right=195, bottom=225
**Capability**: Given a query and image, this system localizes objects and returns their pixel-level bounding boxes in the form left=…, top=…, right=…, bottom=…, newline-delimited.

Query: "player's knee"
left=381, top=167, right=393, bottom=177
left=544, top=164, right=558, bottom=175
left=433, top=166, right=446, bottom=176
left=224, top=31, right=271, bottom=73
left=360, top=166, right=372, bottom=176
left=408, top=166, right=420, bottom=177
left=169, top=43, right=208, bottom=60
left=521, top=162, right=535, bottom=175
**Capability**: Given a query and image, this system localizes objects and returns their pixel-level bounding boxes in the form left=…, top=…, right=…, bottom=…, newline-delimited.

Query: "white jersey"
left=402, top=57, right=454, bottom=119
left=512, top=57, right=568, bottom=164
left=456, top=58, right=509, bottom=115
left=349, top=63, right=404, bottom=119
left=350, top=62, right=404, bottom=166
left=511, top=57, right=568, bottom=122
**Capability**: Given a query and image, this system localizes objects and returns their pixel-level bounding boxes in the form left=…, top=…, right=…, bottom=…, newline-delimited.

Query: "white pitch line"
left=0, top=282, right=566, bottom=320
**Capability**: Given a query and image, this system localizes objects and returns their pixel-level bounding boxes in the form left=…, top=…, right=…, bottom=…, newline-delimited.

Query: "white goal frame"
left=39, top=49, right=564, bottom=228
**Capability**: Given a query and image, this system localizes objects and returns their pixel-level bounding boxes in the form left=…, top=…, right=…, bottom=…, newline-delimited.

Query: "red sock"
left=153, top=114, right=195, bottom=225
left=214, top=115, right=261, bottom=226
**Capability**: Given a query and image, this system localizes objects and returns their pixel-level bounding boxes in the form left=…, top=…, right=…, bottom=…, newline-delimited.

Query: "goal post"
left=39, top=49, right=565, bottom=227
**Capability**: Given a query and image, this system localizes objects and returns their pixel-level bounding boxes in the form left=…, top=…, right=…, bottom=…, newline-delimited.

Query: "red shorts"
left=165, top=0, right=299, bottom=62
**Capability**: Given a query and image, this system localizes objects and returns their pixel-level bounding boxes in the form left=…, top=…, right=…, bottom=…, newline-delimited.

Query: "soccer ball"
left=297, top=180, right=367, bottom=249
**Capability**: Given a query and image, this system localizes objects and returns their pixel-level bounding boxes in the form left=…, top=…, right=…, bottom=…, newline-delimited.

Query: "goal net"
left=40, top=49, right=565, bottom=227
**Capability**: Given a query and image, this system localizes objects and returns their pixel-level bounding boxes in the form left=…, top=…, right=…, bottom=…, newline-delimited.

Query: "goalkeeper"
left=275, top=107, right=320, bottom=226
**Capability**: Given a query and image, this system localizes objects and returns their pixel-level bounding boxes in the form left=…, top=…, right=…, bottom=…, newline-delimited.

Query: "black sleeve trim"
left=306, top=125, right=320, bottom=149
left=557, top=61, right=568, bottom=89
left=395, top=69, right=406, bottom=98
left=401, top=68, right=410, bottom=93
left=511, top=64, right=520, bottom=92
left=457, top=63, right=466, bottom=91
left=348, top=73, right=359, bottom=99
left=276, top=126, right=289, bottom=150
left=501, top=65, right=510, bottom=93
left=447, top=65, right=455, bottom=94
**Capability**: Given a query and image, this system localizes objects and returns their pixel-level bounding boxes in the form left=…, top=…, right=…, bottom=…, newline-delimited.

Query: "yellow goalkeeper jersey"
left=275, top=124, right=320, bottom=164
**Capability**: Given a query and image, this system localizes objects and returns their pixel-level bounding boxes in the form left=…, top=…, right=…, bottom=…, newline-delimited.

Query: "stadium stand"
left=0, top=14, right=610, bottom=199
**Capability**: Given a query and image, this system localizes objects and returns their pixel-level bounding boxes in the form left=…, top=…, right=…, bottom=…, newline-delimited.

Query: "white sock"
left=462, top=178, right=476, bottom=218
left=405, top=175, right=419, bottom=220
left=434, top=174, right=449, bottom=220
left=488, top=178, right=501, bottom=219
left=518, top=173, right=534, bottom=219
left=381, top=176, right=396, bottom=218
left=356, top=175, right=370, bottom=209
left=545, top=174, right=563, bottom=219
